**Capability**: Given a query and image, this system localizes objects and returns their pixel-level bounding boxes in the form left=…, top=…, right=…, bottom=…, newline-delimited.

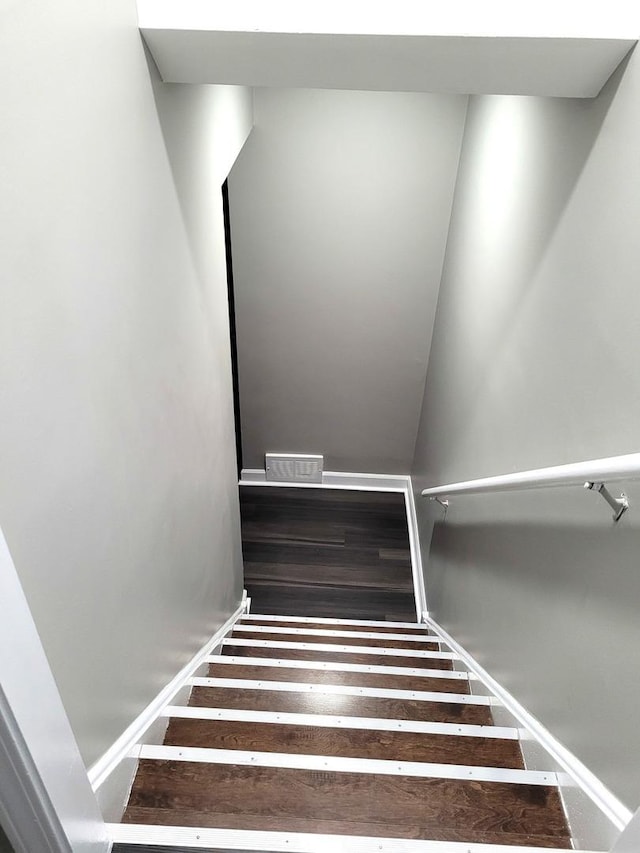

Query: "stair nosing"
left=222, top=638, right=455, bottom=660
left=241, top=614, right=426, bottom=629
left=161, top=705, right=518, bottom=739
left=133, top=745, right=555, bottom=786
left=189, top=676, right=493, bottom=705
left=109, top=823, right=585, bottom=852
left=206, top=655, right=467, bottom=678
left=233, top=625, right=439, bottom=643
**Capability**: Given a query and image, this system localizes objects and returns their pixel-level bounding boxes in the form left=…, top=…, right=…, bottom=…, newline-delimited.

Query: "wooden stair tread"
left=119, top=808, right=572, bottom=848
left=231, top=630, right=440, bottom=651
left=189, top=686, right=493, bottom=725
left=119, top=605, right=572, bottom=849
left=162, top=718, right=523, bottom=768
left=222, top=645, right=453, bottom=670
left=207, top=662, right=468, bottom=692
left=114, top=483, right=577, bottom=851
left=241, top=618, right=428, bottom=635
left=123, top=762, right=570, bottom=845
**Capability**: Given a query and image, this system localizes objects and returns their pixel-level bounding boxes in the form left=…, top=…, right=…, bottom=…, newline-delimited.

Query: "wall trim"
left=0, top=688, right=73, bottom=853
left=404, top=476, right=428, bottom=620
left=88, top=592, right=248, bottom=792
left=425, top=615, right=632, bottom=835
left=239, top=470, right=428, bottom=619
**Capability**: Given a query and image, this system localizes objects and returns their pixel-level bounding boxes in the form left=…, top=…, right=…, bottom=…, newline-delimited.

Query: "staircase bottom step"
left=122, top=761, right=569, bottom=842
left=120, top=811, right=572, bottom=849
left=110, top=825, right=593, bottom=852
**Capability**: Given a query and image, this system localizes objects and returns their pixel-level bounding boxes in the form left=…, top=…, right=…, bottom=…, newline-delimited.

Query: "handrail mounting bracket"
left=584, top=481, right=629, bottom=523
left=430, top=496, right=449, bottom=517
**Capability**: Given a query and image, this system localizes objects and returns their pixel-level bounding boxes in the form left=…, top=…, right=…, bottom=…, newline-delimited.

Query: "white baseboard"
left=404, top=477, right=428, bottom=622
left=239, top=470, right=428, bottom=620
left=426, top=615, right=630, bottom=850
left=88, top=592, right=248, bottom=818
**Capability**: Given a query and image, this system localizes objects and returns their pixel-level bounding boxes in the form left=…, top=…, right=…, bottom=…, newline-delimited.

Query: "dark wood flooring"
left=120, top=619, right=572, bottom=849
left=240, top=487, right=416, bottom=621
left=117, top=492, right=572, bottom=850
left=245, top=617, right=427, bottom=633
left=223, top=644, right=453, bottom=669
left=231, top=630, right=440, bottom=650
left=189, top=685, right=494, bottom=725
left=123, top=762, right=570, bottom=848
left=207, top=660, right=469, bottom=693
left=162, top=718, right=525, bottom=768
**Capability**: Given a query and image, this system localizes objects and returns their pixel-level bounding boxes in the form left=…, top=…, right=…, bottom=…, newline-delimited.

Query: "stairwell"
left=111, top=610, right=579, bottom=851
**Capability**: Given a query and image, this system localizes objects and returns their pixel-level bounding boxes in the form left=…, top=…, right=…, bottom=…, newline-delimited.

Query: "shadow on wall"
left=144, top=42, right=252, bottom=331
left=145, top=43, right=212, bottom=296
left=0, top=823, right=15, bottom=853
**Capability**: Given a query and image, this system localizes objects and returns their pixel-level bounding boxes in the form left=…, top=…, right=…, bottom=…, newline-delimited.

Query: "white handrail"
left=421, top=453, right=640, bottom=497
left=421, top=452, right=640, bottom=521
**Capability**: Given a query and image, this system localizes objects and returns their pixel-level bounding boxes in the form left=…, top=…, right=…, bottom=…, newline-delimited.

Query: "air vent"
left=265, top=453, right=324, bottom=483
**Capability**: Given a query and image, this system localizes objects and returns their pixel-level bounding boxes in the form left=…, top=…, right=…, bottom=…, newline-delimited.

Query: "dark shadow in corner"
left=222, top=179, right=243, bottom=477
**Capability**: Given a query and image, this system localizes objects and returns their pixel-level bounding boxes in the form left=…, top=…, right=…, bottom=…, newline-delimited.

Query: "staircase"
left=110, top=611, right=583, bottom=852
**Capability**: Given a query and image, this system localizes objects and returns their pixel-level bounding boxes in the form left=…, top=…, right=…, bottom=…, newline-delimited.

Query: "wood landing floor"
left=240, top=486, right=416, bottom=621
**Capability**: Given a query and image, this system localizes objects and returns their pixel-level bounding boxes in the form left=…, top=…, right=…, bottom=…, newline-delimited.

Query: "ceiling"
left=138, top=0, right=637, bottom=97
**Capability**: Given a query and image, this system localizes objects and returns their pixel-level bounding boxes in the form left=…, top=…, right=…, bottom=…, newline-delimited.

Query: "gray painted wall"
left=412, top=49, right=640, bottom=810
left=0, top=0, right=251, bottom=767
left=228, top=88, right=467, bottom=474
left=0, top=527, right=108, bottom=851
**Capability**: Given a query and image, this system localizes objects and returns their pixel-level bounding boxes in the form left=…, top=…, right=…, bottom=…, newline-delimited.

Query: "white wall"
left=0, top=0, right=251, bottom=768
left=228, top=88, right=467, bottom=473
left=0, top=528, right=107, bottom=852
left=412, top=48, right=640, bottom=812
